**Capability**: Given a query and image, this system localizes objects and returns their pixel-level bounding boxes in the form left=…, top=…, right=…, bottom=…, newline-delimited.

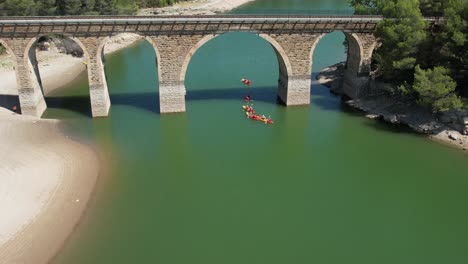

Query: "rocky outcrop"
left=317, top=61, right=468, bottom=151
left=36, top=36, right=84, bottom=57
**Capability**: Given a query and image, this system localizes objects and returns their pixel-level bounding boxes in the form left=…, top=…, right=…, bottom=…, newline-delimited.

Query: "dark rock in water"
left=449, top=133, right=459, bottom=141
left=384, top=115, right=399, bottom=124
left=462, top=117, right=468, bottom=125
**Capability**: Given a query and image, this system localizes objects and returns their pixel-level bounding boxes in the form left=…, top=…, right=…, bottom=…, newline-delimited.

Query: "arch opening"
left=312, top=31, right=376, bottom=98
left=310, top=31, right=370, bottom=96
left=99, top=34, right=161, bottom=114
left=24, top=34, right=92, bottom=117
left=0, top=39, right=20, bottom=111
left=181, top=32, right=293, bottom=107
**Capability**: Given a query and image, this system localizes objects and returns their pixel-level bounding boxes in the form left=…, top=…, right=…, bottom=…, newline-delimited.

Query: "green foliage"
left=0, top=0, right=188, bottom=15
left=419, top=0, right=445, bottom=16
left=350, top=0, right=467, bottom=101
left=437, top=0, right=468, bottom=96
left=373, top=0, right=427, bottom=82
left=1, top=0, right=36, bottom=16
left=116, top=1, right=138, bottom=14
left=57, top=0, right=82, bottom=15
left=0, top=44, right=6, bottom=55
left=349, top=0, right=385, bottom=14
left=35, top=0, right=57, bottom=15
left=81, top=0, right=97, bottom=14
left=412, top=65, right=463, bottom=112
left=98, top=0, right=118, bottom=14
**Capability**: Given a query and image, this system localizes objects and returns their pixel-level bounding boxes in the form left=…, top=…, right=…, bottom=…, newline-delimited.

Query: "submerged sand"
left=0, top=108, right=99, bottom=264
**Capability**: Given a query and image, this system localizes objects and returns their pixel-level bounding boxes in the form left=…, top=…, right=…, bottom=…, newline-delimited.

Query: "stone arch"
left=97, top=34, right=161, bottom=80
left=0, top=39, right=16, bottom=67
left=24, top=34, right=89, bottom=96
left=178, top=32, right=294, bottom=98
left=97, top=33, right=161, bottom=91
left=344, top=33, right=364, bottom=76
left=309, top=32, right=376, bottom=76
left=179, top=34, right=217, bottom=83
left=258, top=34, right=293, bottom=80
left=309, top=33, right=326, bottom=75
left=0, top=39, right=18, bottom=93
left=344, top=33, right=376, bottom=76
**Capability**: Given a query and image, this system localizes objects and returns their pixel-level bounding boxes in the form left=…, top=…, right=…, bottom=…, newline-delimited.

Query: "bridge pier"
left=343, top=33, right=377, bottom=98
left=151, top=35, right=207, bottom=114
left=78, top=37, right=111, bottom=117
left=264, top=34, right=324, bottom=106
left=3, top=38, right=46, bottom=117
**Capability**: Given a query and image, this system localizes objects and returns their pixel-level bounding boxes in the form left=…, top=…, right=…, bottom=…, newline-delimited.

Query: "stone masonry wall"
left=266, top=34, right=323, bottom=106
left=2, top=38, right=46, bottom=117
left=150, top=35, right=207, bottom=113
left=343, top=33, right=377, bottom=99
left=77, top=36, right=111, bottom=117
left=0, top=18, right=380, bottom=117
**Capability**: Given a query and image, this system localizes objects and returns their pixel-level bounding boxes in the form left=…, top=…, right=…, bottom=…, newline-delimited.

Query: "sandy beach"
left=0, top=108, right=99, bottom=264
left=138, top=0, right=255, bottom=15
left=0, top=1, right=255, bottom=263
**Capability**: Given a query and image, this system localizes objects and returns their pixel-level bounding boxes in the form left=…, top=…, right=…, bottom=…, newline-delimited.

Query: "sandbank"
left=0, top=108, right=99, bottom=264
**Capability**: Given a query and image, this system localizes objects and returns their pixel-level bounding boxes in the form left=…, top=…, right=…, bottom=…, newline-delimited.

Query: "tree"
left=412, top=65, right=463, bottom=112
left=81, top=0, right=97, bottom=14
left=419, top=0, right=445, bottom=16
left=115, top=1, right=138, bottom=14
left=35, top=0, right=57, bottom=15
left=94, top=0, right=117, bottom=15
left=57, top=0, right=82, bottom=15
left=373, top=0, right=427, bottom=82
left=436, top=0, right=468, bottom=96
left=1, top=0, right=36, bottom=15
left=349, top=0, right=386, bottom=14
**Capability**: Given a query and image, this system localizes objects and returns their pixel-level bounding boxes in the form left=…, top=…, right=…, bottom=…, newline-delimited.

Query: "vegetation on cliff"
left=351, top=0, right=467, bottom=112
left=0, top=0, right=189, bottom=16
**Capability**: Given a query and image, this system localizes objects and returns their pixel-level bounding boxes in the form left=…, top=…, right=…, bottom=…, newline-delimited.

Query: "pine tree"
left=2, top=0, right=36, bottom=15
left=412, top=65, right=463, bottom=112
left=81, top=0, right=97, bottom=14
left=57, top=0, right=83, bottom=15
left=373, top=0, right=427, bottom=82
left=94, top=0, right=117, bottom=15
left=35, top=0, right=57, bottom=15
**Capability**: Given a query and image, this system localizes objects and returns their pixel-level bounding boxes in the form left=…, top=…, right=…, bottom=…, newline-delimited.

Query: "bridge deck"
left=0, top=15, right=386, bottom=36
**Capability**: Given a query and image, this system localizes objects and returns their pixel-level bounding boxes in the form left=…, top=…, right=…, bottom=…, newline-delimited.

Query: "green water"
left=47, top=1, right=468, bottom=263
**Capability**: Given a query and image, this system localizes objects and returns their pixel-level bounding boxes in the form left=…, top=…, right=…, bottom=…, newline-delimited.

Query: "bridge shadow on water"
left=0, top=95, right=20, bottom=113
left=2, top=83, right=352, bottom=117
left=41, top=86, right=281, bottom=117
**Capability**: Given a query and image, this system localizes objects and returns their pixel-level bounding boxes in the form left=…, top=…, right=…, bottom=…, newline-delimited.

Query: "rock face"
left=463, top=117, right=468, bottom=135
left=36, top=36, right=84, bottom=58
left=449, top=132, right=459, bottom=141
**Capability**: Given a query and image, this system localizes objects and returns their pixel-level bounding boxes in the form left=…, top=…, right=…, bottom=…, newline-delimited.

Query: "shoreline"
left=0, top=108, right=100, bottom=264
left=0, top=1, right=256, bottom=263
left=138, top=0, right=255, bottom=15
left=317, top=62, right=468, bottom=153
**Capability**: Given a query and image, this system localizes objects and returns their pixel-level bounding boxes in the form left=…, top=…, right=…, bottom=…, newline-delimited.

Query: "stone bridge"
left=0, top=15, right=383, bottom=117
